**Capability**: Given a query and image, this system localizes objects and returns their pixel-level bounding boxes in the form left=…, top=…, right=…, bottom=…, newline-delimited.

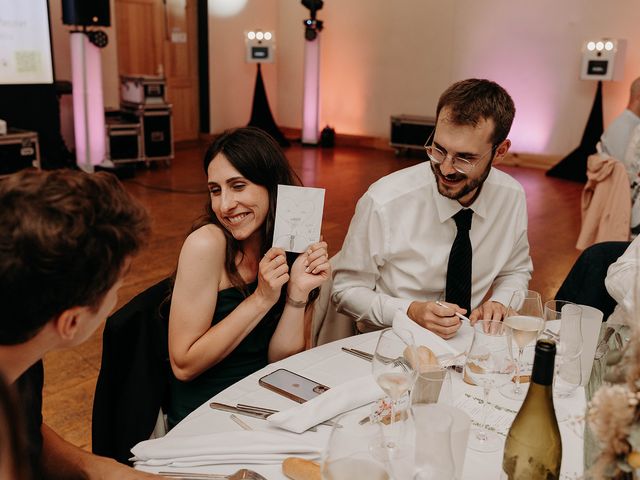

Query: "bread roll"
left=404, top=345, right=439, bottom=372
left=282, top=457, right=321, bottom=480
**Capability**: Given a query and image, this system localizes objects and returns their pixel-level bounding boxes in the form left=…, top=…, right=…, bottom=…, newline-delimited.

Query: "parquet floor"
left=41, top=142, right=583, bottom=450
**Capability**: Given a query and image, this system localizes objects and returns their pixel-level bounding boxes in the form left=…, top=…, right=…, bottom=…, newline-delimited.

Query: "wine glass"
left=321, top=409, right=390, bottom=480
left=543, top=300, right=583, bottom=399
left=372, top=328, right=418, bottom=448
left=500, top=290, right=544, bottom=400
left=464, top=320, right=515, bottom=453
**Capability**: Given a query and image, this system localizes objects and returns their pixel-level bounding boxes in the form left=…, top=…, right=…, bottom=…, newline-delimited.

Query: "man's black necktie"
left=445, top=209, right=473, bottom=314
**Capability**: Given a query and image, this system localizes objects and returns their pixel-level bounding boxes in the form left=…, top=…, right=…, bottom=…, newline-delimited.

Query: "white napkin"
left=267, top=375, right=384, bottom=434
left=131, top=431, right=321, bottom=467
left=392, top=311, right=473, bottom=358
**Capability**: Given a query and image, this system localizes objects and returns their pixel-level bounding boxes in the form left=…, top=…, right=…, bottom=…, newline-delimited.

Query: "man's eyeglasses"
left=424, top=130, right=498, bottom=175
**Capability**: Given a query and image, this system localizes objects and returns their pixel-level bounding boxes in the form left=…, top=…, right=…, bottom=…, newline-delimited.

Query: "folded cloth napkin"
left=131, top=431, right=321, bottom=467
left=392, top=311, right=472, bottom=358
left=267, top=375, right=383, bottom=434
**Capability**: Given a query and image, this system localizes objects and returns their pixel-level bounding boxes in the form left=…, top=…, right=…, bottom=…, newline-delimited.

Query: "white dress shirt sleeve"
left=605, top=236, right=640, bottom=319
left=487, top=196, right=533, bottom=307
left=331, top=193, right=412, bottom=328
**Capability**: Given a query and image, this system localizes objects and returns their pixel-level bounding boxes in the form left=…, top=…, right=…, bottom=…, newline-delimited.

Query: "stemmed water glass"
left=543, top=300, right=583, bottom=399
left=500, top=289, right=545, bottom=400
left=464, top=320, right=515, bottom=453
left=372, top=327, right=418, bottom=448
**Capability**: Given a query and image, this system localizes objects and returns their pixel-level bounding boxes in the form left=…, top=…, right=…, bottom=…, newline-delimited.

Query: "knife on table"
left=209, top=402, right=272, bottom=419
left=209, top=402, right=338, bottom=430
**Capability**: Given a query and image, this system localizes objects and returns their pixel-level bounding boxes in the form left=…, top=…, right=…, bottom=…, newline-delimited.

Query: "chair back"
left=309, top=251, right=357, bottom=347
left=92, top=277, right=172, bottom=465
left=555, top=241, right=630, bottom=319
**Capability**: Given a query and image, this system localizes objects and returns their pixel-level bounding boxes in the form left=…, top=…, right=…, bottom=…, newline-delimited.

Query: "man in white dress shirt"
left=605, top=236, right=640, bottom=325
left=600, top=77, right=640, bottom=164
left=332, top=78, right=533, bottom=337
left=600, top=77, right=640, bottom=235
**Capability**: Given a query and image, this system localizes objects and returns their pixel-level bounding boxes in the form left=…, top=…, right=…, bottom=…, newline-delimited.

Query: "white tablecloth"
left=137, top=332, right=585, bottom=479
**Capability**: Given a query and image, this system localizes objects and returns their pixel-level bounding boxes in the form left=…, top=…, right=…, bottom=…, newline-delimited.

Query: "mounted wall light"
left=245, top=30, right=275, bottom=63
left=581, top=38, right=627, bottom=81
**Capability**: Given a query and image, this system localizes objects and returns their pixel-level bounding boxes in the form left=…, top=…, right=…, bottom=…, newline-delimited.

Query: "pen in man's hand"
left=435, top=300, right=471, bottom=324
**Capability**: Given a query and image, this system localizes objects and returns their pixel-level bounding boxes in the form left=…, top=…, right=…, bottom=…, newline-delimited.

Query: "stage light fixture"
left=301, top=0, right=323, bottom=42
left=88, top=30, right=108, bottom=48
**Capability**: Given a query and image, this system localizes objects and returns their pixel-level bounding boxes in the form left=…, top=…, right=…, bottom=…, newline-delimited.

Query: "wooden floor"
left=41, top=142, right=584, bottom=451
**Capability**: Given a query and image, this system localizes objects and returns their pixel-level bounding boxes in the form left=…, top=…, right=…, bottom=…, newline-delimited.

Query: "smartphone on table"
left=258, top=368, right=330, bottom=403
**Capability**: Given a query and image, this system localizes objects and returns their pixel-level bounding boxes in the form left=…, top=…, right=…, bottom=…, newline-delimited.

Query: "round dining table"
left=137, top=331, right=586, bottom=479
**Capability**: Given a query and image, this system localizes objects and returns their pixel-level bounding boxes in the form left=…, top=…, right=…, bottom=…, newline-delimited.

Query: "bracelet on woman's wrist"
left=286, top=294, right=308, bottom=308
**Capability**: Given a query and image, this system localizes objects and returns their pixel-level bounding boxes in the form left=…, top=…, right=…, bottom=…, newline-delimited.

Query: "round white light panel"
left=209, top=0, right=248, bottom=17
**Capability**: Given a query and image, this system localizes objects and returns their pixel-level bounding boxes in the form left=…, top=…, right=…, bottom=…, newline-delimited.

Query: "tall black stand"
left=247, top=64, right=289, bottom=147
left=546, top=81, right=604, bottom=183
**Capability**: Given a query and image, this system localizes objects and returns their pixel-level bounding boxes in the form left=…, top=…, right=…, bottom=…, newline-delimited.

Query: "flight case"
left=0, top=128, right=40, bottom=175
left=121, top=102, right=173, bottom=164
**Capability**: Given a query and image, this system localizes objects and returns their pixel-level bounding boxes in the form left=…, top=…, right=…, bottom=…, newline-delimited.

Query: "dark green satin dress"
left=167, top=282, right=281, bottom=427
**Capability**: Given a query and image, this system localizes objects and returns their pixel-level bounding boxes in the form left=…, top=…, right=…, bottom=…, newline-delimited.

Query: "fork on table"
left=159, top=468, right=267, bottom=480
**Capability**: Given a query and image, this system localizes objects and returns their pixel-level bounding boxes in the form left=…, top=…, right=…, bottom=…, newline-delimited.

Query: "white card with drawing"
left=272, top=185, right=325, bottom=253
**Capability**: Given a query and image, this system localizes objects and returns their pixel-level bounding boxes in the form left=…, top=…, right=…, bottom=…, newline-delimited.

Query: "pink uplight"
left=71, top=32, right=106, bottom=171
left=302, top=37, right=320, bottom=144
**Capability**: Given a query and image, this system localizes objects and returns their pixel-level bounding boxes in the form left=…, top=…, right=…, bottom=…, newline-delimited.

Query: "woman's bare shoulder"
left=180, top=224, right=227, bottom=262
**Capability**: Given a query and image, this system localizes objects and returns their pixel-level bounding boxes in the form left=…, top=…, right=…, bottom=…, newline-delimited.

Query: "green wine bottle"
left=502, top=339, right=562, bottom=479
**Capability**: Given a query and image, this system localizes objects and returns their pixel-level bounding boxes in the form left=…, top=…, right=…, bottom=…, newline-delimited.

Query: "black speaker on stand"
left=546, top=81, right=604, bottom=183
left=62, top=0, right=111, bottom=27
left=247, top=64, right=289, bottom=147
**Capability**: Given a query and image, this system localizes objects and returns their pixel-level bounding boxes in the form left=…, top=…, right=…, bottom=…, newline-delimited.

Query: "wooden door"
left=114, top=0, right=199, bottom=141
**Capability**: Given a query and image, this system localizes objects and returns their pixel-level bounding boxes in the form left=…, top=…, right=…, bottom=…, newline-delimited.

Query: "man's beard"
left=430, top=160, right=492, bottom=201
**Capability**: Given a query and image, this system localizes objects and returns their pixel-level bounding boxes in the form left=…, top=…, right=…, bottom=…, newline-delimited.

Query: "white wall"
left=208, top=0, right=278, bottom=133
left=448, top=0, right=640, bottom=154
left=271, top=0, right=639, bottom=155
left=276, top=0, right=455, bottom=138
left=45, top=1, right=640, bottom=156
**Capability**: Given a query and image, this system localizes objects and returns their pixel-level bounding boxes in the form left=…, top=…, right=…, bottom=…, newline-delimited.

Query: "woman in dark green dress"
left=167, top=128, right=331, bottom=427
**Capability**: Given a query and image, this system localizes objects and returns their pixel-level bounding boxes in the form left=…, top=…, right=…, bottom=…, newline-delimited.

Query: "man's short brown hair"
left=436, top=78, right=516, bottom=145
left=0, top=169, right=150, bottom=345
